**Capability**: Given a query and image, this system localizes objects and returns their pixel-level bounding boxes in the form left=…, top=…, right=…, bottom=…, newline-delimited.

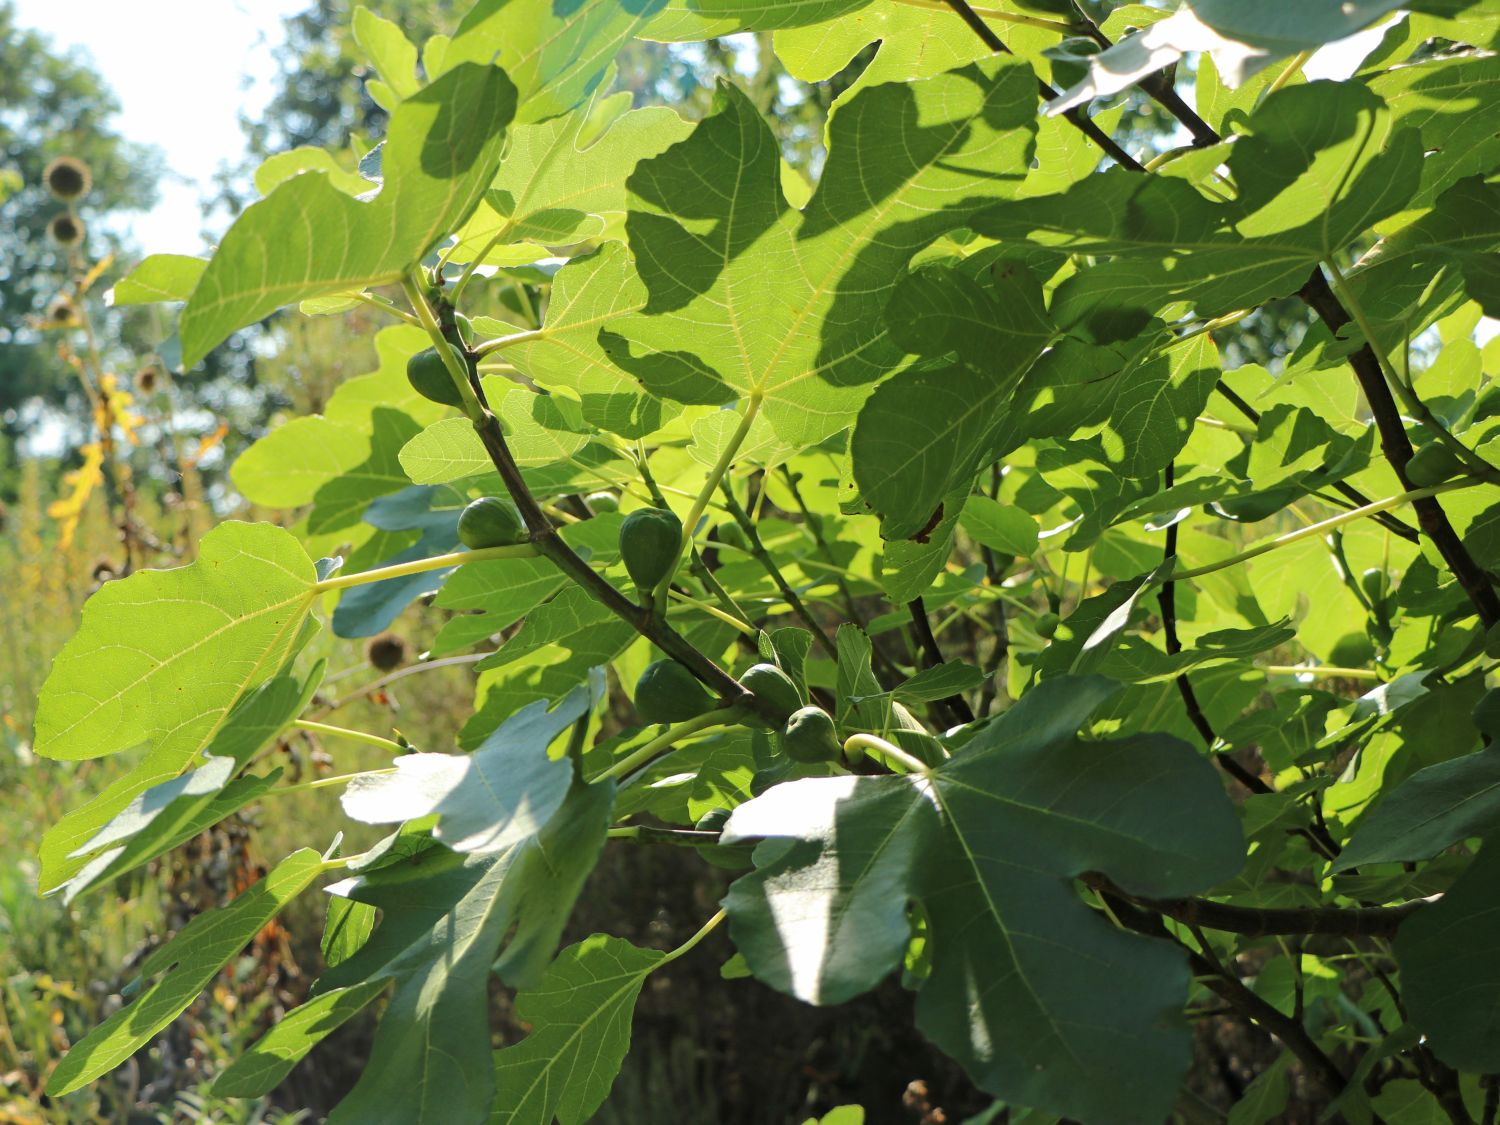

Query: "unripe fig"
left=716, top=522, right=749, bottom=550
left=619, top=507, right=682, bottom=592
left=782, top=706, right=841, bottom=764
left=585, top=491, right=619, bottom=514
left=406, top=347, right=470, bottom=407
left=1035, top=612, right=1061, bottom=639
left=634, top=659, right=714, bottom=724
left=1406, top=443, right=1465, bottom=487
left=739, top=663, right=801, bottom=724
left=457, top=497, right=526, bottom=549
left=1360, top=567, right=1387, bottom=605
left=1329, top=632, right=1375, bottom=668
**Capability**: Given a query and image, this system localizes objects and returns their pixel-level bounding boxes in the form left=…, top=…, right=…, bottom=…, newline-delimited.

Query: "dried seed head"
left=46, top=294, right=78, bottom=327
left=364, top=631, right=410, bottom=672
left=47, top=212, right=84, bottom=246
left=134, top=364, right=161, bottom=395
left=44, top=156, right=91, bottom=201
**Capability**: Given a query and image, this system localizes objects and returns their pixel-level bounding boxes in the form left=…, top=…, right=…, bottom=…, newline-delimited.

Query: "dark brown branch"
left=1158, top=462, right=1219, bottom=750
left=461, top=407, right=792, bottom=728
left=1087, top=875, right=1432, bottom=939
left=1101, top=893, right=1354, bottom=1099
left=471, top=415, right=746, bottom=695
left=1157, top=460, right=1333, bottom=843
left=1298, top=270, right=1500, bottom=628
left=907, top=597, right=977, bottom=725
left=1416, top=1050, right=1477, bottom=1125
left=1212, top=381, right=1421, bottom=543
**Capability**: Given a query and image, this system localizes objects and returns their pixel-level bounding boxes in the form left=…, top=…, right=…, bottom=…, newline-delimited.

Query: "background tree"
left=0, top=0, right=160, bottom=468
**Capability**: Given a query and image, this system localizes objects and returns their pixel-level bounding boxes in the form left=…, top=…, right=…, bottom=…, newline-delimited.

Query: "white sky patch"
left=1303, top=16, right=1401, bottom=81
left=13, top=0, right=306, bottom=255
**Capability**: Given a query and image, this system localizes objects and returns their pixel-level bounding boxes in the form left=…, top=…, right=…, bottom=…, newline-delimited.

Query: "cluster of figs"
left=451, top=488, right=843, bottom=767
left=409, top=308, right=845, bottom=861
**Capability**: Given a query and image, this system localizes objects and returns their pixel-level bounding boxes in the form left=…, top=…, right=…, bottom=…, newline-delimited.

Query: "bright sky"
left=13, top=0, right=307, bottom=256
left=7, top=1, right=1398, bottom=260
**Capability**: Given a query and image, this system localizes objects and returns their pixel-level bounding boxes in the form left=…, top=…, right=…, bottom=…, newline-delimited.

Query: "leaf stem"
left=638, top=453, right=756, bottom=629
left=667, top=589, right=760, bottom=637
left=1171, top=478, right=1481, bottom=582
left=720, top=479, right=839, bottom=658
left=659, top=908, right=728, bottom=966
left=844, top=733, right=929, bottom=775
left=608, top=825, right=720, bottom=845
left=263, top=766, right=399, bottom=798
left=354, top=291, right=421, bottom=325
left=473, top=327, right=547, bottom=357
left=449, top=218, right=518, bottom=304
left=654, top=395, right=763, bottom=614
left=1263, top=49, right=1313, bottom=97
left=1262, top=665, right=1382, bottom=682
left=313, top=543, right=539, bottom=593
left=291, top=719, right=406, bottom=755
left=598, top=708, right=742, bottom=782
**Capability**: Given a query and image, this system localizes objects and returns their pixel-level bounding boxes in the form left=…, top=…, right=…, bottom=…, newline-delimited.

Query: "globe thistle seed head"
left=365, top=631, right=411, bottom=672
left=46, top=294, right=78, bottom=327
left=47, top=212, right=84, bottom=247
left=44, top=156, right=91, bottom=201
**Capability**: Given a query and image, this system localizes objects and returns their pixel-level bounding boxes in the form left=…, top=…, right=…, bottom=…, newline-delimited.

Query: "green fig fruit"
left=1406, top=443, right=1465, bottom=487
left=457, top=497, right=527, bottom=549
left=620, top=507, right=683, bottom=592
left=585, top=491, right=620, bottom=514
left=634, top=659, right=714, bottom=724
left=782, top=706, right=841, bottom=764
left=406, top=346, right=471, bottom=407
left=739, top=663, right=802, bottom=724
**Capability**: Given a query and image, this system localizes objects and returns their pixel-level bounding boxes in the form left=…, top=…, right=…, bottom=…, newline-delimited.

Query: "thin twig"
left=719, top=480, right=839, bottom=659
left=1212, top=381, right=1420, bottom=543
left=939, top=0, right=1143, bottom=171
left=907, top=597, right=976, bottom=725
